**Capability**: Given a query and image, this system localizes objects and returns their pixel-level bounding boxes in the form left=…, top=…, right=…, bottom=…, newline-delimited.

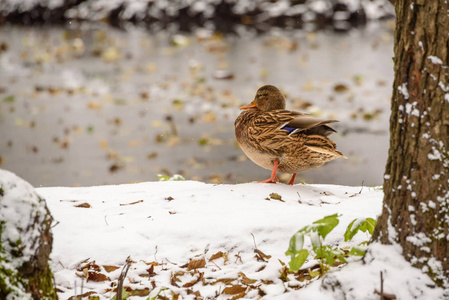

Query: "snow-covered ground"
left=34, top=178, right=447, bottom=299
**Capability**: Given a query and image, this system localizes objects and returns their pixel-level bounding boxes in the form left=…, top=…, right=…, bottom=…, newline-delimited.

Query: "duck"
left=235, top=85, right=346, bottom=185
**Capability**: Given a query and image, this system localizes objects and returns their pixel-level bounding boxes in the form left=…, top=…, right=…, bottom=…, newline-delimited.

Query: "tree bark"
left=371, top=0, right=449, bottom=287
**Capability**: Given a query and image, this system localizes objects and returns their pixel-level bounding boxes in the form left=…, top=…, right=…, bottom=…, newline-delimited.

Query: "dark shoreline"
left=0, top=0, right=394, bottom=33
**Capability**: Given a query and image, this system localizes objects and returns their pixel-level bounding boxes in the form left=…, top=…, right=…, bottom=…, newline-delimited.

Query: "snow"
left=405, top=102, right=420, bottom=117
left=398, top=83, right=409, bottom=99
left=9, top=177, right=437, bottom=299
left=428, top=56, right=443, bottom=65
left=293, top=243, right=446, bottom=300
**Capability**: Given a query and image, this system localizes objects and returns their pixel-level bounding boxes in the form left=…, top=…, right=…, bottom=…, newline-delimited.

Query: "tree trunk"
left=371, top=0, right=449, bottom=287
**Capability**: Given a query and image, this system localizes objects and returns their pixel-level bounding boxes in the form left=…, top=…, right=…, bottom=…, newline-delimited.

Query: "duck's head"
left=240, top=85, right=286, bottom=112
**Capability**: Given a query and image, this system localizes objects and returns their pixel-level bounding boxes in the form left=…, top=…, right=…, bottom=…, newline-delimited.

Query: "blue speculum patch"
left=281, top=125, right=297, bottom=134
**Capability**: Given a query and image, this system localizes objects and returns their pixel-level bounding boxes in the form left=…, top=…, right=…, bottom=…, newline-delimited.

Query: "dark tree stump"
left=0, top=170, right=57, bottom=299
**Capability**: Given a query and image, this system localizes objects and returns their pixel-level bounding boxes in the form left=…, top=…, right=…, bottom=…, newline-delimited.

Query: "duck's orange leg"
left=288, top=173, right=297, bottom=185
left=258, top=159, right=280, bottom=184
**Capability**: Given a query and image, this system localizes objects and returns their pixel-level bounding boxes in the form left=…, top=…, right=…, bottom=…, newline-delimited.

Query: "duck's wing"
left=284, top=113, right=338, bottom=136
left=254, top=110, right=346, bottom=158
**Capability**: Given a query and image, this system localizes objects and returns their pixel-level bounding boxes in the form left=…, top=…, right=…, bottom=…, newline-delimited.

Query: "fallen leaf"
left=222, top=285, right=246, bottom=295
left=269, top=193, right=284, bottom=202
left=68, top=291, right=97, bottom=300
left=74, top=202, right=91, bottom=208
left=125, top=287, right=150, bottom=297
left=187, top=257, right=206, bottom=270
left=3, top=95, right=14, bottom=102
left=147, top=264, right=157, bottom=277
left=171, top=271, right=185, bottom=287
left=103, top=265, right=120, bottom=273
left=87, top=271, right=110, bottom=282
left=334, top=83, right=349, bottom=92
left=254, top=249, right=271, bottom=261
left=209, top=251, right=225, bottom=261
left=212, top=278, right=236, bottom=285
left=230, top=291, right=247, bottom=300
left=238, top=272, right=257, bottom=285
left=182, top=272, right=203, bottom=288
left=87, top=101, right=102, bottom=110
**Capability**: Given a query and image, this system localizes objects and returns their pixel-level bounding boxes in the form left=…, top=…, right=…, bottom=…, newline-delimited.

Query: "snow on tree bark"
left=0, top=170, right=57, bottom=299
left=371, top=0, right=449, bottom=287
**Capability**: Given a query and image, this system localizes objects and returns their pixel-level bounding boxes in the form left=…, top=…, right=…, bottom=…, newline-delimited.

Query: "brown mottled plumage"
left=235, top=85, right=346, bottom=185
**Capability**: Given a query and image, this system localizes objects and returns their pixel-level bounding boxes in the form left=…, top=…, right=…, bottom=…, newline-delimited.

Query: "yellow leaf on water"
left=87, top=101, right=102, bottom=110
left=146, top=62, right=157, bottom=73
left=128, top=140, right=141, bottom=147
left=99, top=140, right=108, bottom=150
left=102, top=47, right=121, bottom=62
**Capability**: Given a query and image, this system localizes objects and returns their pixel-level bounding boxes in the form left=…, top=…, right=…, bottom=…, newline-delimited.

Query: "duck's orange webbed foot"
left=288, top=173, right=297, bottom=185
left=257, top=159, right=280, bottom=184
left=257, top=177, right=279, bottom=184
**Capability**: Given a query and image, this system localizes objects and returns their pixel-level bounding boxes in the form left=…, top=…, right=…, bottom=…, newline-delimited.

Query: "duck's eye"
left=256, top=93, right=269, bottom=98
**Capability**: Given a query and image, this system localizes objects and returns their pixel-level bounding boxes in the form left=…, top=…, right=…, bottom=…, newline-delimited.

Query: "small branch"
left=251, top=233, right=258, bottom=250
left=349, top=180, right=365, bottom=197
left=51, top=220, right=60, bottom=229
left=374, top=271, right=397, bottom=300
left=381, top=271, right=384, bottom=300
left=116, top=256, right=131, bottom=300
left=210, top=260, right=222, bottom=270
left=154, top=245, right=159, bottom=264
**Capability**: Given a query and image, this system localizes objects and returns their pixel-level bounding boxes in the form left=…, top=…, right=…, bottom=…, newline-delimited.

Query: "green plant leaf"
left=288, top=249, right=309, bottom=272
left=286, top=233, right=305, bottom=256
left=309, top=269, right=320, bottom=278
left=112, top=289, right=130, bottom=300
left=348, top=247, right=366, bottom=256
left=298, top=213, right=340, bottom=240
left=156, top=174, right=170, bottom=181
left=344, top=217, right=377, bottom=241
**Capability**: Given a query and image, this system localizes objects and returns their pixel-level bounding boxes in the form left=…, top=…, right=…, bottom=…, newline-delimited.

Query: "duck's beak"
left=240, top=100, right=257, bottom=110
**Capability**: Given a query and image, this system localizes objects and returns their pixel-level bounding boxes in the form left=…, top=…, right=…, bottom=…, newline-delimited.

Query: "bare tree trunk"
left=372, top=0, right=449, bottom=287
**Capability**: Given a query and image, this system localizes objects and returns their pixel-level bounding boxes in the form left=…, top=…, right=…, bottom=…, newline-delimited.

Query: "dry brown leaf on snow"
left=182, top=272, right=204, bottom=288
left=238, top=272, right=257, bottom=285
left=171, top=270, right=186, bottom=287
left=68, top=291, right=97, bottom=300
left=230, top=291, right=248, bottom=300
left=74, top=202, right=91, bottom=208
left=209, top=251, right=226, bottom=261
left=146, top=264, right=157, bottom=277
left=222, top=284, right=247, bottom=295
left=124, top=287, right=150, bottom=297
left=77, top=261, right=100, bottom=272
left=103, top=265, right=120, bottom=273
left=187, top=257, right=206, bottom=270
left=254, top=249, right=272, bottom=261
left=87, top=271, right=110, bottom=282
left=211, top=278, right=236, bottom=285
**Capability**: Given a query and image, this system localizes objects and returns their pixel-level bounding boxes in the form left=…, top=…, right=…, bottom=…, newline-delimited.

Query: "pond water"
left=0, top=22, right=394, bottom=187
